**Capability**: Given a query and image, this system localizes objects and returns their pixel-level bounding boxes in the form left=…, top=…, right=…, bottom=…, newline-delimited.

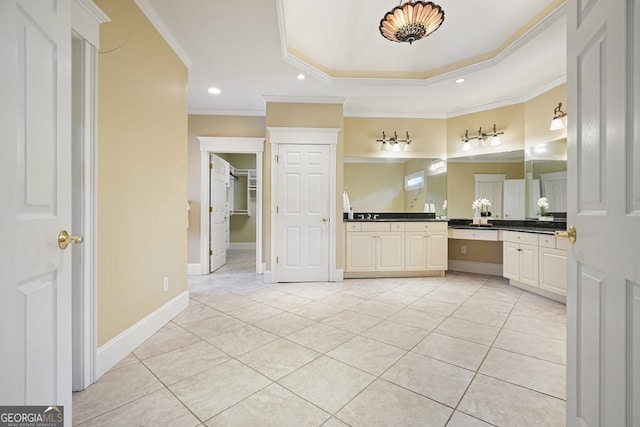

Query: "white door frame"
left=70, top=0, right=109, bottom=391
left=267, top=127, right=340, bottom=283
left=198, top=137, right=264, bottom=275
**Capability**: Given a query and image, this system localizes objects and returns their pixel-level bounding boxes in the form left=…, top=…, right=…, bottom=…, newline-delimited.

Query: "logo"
left=0, top=406, right=63, bottom=427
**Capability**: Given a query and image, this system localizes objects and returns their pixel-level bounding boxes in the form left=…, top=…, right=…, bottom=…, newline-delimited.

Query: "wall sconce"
left=377, top=131, right=412, bottom=152
left=461, top=124, right=504, bottom=151
left=550, top=102, right=567, bottom=130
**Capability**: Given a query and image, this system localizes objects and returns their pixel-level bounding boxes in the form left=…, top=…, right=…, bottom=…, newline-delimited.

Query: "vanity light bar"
left=461, top=124, right=504, bottom=151
left=377, top=131, right=412, bottom=152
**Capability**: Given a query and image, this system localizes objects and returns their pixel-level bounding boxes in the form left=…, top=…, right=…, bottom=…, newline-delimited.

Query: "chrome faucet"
left=366, top=213, right=372, bottom=220
left=373, top=214, right=379, bottom=219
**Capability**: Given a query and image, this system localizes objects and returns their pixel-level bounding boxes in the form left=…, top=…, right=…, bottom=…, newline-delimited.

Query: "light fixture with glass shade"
left=550, top=102, right=567, bottom=130
left=461, top=125, right=504, bottom=152
left=379, top=1, right=445, bottom=45
left=376, top=131, right=412, bottom=152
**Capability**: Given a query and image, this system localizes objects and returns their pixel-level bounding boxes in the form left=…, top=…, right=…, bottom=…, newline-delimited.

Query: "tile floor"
left=73, top=250, right=567, bottom=426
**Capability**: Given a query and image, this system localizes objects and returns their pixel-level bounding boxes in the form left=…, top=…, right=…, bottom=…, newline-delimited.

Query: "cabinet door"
left=503, top=241, right=521, bottom=281
left=346, top=232, right=376, bottom=272
left=539, top=247, right=567, bottom=295
left=405, top=232, right=427, bottom=271
left=519, top=243, right=539, bottom=287
left=377, top=232, right=405, bottom=271
left=427, top=231, right=448, bottom=270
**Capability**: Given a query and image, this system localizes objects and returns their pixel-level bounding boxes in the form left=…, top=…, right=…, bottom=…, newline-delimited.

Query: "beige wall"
left=448, top=240, right=503, bottom=263
left=96, top=0, right=188, bottom=346
left=524, top=84, right=567, bottom=149
left=187, top=115, right=265, bottom=264
left=265, top=103, right=345, bottom=270
left=344, top=117, right=447, bottom=159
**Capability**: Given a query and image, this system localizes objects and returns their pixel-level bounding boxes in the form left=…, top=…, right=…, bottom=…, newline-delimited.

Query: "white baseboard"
left=332, top=269, right=344, bottom=282
left=263, top=269, right=273, bottom=283
left=448, top=260, right=503, bottom=276
left=96, top=290, right=189, bottom=379
left=187, top=263, right=202, bottom=275
left=228, top=242, right=256, bottom=250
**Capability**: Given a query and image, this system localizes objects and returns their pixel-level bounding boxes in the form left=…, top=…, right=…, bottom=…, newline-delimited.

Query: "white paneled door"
left=209, top=154, right=229, bottom=272
left=276, top=144, right=330, bottom=282
left=567, top=0, right=640, bottom=425
left=0, top=0, right=73, bottom=418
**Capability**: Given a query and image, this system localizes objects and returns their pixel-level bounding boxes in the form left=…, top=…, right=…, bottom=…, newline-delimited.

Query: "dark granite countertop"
left=447, top=218, right=566, bottom=235
left=343, top=212, right=442, bottom=222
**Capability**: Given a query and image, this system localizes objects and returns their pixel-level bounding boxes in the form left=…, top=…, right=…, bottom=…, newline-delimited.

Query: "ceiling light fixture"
left=376, top=131, right=412, bottom=152
left=461, top=125, right=505, bottom=151
left=379, top=1, right=445, bottom=45
left=207, top=87, right=221, bottom=95
left=550, top=102, right=567, bottom=130
left=297, top=73, right=306, bottom=80
left=455, top=78, right=465, bottom=84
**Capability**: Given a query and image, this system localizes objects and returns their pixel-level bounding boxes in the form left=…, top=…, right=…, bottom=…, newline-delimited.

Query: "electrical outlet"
left=163, top=276, right=169, bottom=292
left=460, top=245, right=467, bottom=254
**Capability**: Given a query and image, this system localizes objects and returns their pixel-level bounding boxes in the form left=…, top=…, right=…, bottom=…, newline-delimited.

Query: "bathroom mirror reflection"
left=447, top=150, right=525, bottom=219
left=343, top=157, right=447, bottom=217
left=525, top=138, right=567, bottom=218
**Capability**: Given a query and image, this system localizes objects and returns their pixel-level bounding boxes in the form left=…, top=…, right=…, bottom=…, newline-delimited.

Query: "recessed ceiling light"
left=297, top=73, right=306, bottom=80
left=207, top=87, right=221, bottom=95
left=455, top=78, right=465, bottom=84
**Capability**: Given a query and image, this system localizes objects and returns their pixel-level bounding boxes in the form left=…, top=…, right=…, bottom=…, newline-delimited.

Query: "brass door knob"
left=554, top=225, right=577, bottom=244
left=58, top=230, right=84, bottom=250
left=321, top=218, right=329, bottom=222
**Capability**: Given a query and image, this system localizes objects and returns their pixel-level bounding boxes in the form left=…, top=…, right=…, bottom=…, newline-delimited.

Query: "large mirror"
left=525, top=138, right=567, bottom=218
left=447, top=150, right=525, bottom=219
left=343, top=157, right=447, bottom=217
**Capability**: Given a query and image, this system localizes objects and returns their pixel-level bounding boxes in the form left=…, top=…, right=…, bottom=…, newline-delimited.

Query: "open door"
left=566, top=0, right=640, bottom=425
left=209, top=153, right=229, bottom=272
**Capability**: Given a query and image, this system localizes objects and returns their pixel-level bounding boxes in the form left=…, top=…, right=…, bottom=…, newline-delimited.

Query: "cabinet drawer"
left=405, top=221, right=448, bottom=232
left=346, top=223, right=361, bottom=232
left=361, top=222, right=391, bottom=232
left=449, top=229, right=499, bottom=241
left=502, top=231, right=538, bottom=245
left=555, top=237, right=570, bottom=250
left=390, top=222, right=405, bottom=232
left=538, top=234, right=556, bottom=248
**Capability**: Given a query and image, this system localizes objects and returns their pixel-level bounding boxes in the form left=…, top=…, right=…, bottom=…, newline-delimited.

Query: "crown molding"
left=263, top=96, right=346, bottom=105
left=188, top=109, right=265, bottom=117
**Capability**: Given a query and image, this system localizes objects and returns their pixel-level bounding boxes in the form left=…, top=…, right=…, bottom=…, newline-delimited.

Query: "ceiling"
left=135, top=0, right=567, bottom=118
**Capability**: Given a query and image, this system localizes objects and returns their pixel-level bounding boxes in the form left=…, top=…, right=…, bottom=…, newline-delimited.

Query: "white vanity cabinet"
left=502, top=231, right=539, bottom=287
left=345, top=221, right=447, bottom=277
left=502, top=230, right=567, bottom=301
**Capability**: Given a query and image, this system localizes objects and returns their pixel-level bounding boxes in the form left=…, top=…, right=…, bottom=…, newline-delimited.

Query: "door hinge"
left=209, top=206, right=213, bottom=213
left=275, top=155, right=279, bottom=163
left=276, top=206, right=279, bottom=214
left=276, top=256, right=279, bottom=264
left=209, top=250, right=213, bottom=256
left=210, top=162, right=213, bottom=169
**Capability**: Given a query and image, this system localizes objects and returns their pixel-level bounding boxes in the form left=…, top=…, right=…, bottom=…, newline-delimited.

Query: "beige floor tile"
left=392, top=280, right=442, bottom=297
left=435, top=318, right=500, bottom=346
left=278, top=356, right=375, bottom=413
left=471, top=287, right=521, bottom=305
left=479, top=348, right=566, bottom=399
left=206, top=323, right=279, bottom=357
left=237, top=339, right=320, bottom=380
left=169, top=359, right=271, bottom=421
left=322, top=310, right=382, bottom=334
left=512, top=294, right=567, bottom=324
left=336, top=379, right=452, bottom=427
left=206, top=383, right=330, bottom=426
left=458, top=374, right=565, bottom=427
left=494, top=328, right=566, bottom=365
left=263, top=294, right=314, bottom=311
left=132, top=323, right=200, bottom=360
left=73, top=363, right=164, bottom=424
left=388, top=308, right=446, bottom=332
left=255, top=312, right=316, bottom=336
left=503, top=314, right=566, bottom=341
left=452, top=305, right=509, bottom=328
left=243, top=288, right=288, bottom=302
left=172, top=300, right=224, bottom=326
left=143, top=340, right=229, bottom=386
left=372, top=290, right=422, bottom=306
left=350, top=300, right=403, bottom=319
left=315, top=293, right=367, bottom=309
left=327, top=335, right=407, bottom=376
left=382, top=352, right=474, bottom=407
left=107, top=352, right=138, bottom=372
left=227, top=303, right=283, bottom=323
left=409, top=297, right=460, bottom=317
left=446, top=411, right=493, bottom=427
left=462, top=293, right=517, bottom=313
left=362, top=320, right=429, bottom=350
left=202, top=294, right=258, bottom=313
left=288, top=301, right=345, bottom=321
left=322, top=417, right=350, bottom=427
left=77, top=388, right=199, bottom=427
left=180, top=316, right=247, bottom=342
left=286, top=323, right=356, bottom=354
left=438, top=282, right=483, bottom=295
left=412, top=333, right=489, bottom=371
left=426, top=288, right=473, bottom=305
